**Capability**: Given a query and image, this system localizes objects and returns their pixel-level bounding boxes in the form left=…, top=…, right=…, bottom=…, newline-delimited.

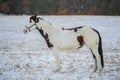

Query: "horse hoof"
left=53, top=68, right=61, bottom=73
left=93, top=68, right=98, bottom=72
left=56, top=68, right=60, bottom=72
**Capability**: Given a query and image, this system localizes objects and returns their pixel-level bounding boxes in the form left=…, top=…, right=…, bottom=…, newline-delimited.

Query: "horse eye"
left=29, top=20, right=32, bottom=23
left=36, top=18, right=39, bottom=22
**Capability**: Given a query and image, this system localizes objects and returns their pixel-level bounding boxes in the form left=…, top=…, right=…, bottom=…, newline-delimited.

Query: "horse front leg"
left=54, top=49, right=61, bottom=72
left=90, top=49, right=98, bottom=72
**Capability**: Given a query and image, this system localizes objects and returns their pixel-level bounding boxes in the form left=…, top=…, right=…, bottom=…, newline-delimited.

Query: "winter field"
left=0, top=15, right=120, bottom=80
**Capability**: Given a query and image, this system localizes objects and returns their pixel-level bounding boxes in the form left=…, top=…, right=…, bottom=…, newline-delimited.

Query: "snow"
left=0, top=15, right=120, bottom=80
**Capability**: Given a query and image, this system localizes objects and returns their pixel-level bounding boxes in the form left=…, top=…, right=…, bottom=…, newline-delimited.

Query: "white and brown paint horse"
left=23, top=15, right=104, bottom=72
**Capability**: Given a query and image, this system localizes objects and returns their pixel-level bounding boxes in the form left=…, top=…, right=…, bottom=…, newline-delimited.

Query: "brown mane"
left=30, top=14, right=39, bottom=23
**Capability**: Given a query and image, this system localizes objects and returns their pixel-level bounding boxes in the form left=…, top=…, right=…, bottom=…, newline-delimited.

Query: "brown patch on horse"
left=77, top=35, right=84, bottom=48
left=44, top=33, right=53, bottom=48
left=36, top=27, right=53, bottom=48
left=66, top=26, right=84, bottom=32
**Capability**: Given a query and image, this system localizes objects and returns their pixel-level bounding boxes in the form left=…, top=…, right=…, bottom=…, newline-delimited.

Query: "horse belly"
left=50, top=31, right=80, bottom=50
left=58, top=34, right=80, bottom=50
left=61, top=40, right=79, bottom=50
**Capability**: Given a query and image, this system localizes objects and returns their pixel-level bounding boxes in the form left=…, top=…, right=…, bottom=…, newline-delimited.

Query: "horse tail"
left=92, top=28, right=104, bottom=68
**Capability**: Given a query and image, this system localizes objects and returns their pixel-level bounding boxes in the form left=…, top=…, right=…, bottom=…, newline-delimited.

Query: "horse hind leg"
left=91, top=46, right=103, bottom=72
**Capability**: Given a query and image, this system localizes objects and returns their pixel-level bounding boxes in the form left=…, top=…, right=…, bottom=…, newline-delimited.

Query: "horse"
left=23, top=14, right=104, bottom=73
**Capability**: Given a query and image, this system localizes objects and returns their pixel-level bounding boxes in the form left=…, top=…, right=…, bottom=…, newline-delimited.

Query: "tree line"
left=0, top=0, right=120, bottom=15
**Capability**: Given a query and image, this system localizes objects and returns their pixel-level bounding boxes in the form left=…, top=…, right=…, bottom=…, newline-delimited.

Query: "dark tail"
left=92, top=28, right=104, bottom=68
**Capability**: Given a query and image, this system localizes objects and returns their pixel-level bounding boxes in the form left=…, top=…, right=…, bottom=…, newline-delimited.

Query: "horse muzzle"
left=23, top=27, right=28, bottom=33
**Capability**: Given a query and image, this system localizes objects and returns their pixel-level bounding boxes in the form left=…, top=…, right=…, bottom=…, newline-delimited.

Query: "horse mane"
left=29, top=14, right=52, bottom=26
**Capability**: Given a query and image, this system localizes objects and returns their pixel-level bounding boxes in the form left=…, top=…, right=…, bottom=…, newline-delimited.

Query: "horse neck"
left=37, top=21, right=60, bottom=35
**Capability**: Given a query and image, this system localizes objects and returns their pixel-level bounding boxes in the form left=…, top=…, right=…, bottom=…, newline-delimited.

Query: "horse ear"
left=36, top=18, right=39, bottom=23
left=35, top=14, right=37, bottom=17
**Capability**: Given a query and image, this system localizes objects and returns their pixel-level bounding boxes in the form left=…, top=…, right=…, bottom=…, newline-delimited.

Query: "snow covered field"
left=0, top=15, right=120, bottom=80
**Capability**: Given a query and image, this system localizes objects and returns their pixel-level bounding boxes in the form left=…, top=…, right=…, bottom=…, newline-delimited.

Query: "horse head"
left=30, top=14, right=39, bottom=23
left=23, top=14, right=44, bottom=33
